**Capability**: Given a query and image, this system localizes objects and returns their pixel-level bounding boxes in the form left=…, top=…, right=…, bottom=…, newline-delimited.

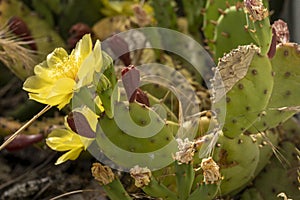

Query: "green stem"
left=175, top=161, right=195, bottom=200
left=103, top=178, right=133, bottom=200
left=187, top=183, right=218, bottom=200
left=142, top=177, right=177, bottom=200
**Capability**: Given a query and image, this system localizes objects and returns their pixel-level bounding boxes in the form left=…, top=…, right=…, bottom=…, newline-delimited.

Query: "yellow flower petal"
left=55, top=147, right=83, bottom=165
left=77, top=40, right=103, bottom=87
left=46, top=129, right=83, bottom=151
left=34, top=63, right=55, bottom=82
left=47, top=48, right=69, bottom=68
left=73, top=34, right=92, bottom=62
left=92, top=40, right=103, bottom=72
left=47, top=78, right=76, bottom=97
left=23, top=34, right=105, bottom=110
left=76, top=55, right=96, bottom=88
left=23, top=76, right=53, bottom=93
left=94, top=96, right=105, bottom=113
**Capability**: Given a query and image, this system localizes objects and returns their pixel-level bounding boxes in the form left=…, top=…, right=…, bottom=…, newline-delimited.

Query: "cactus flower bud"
left=8, top=16, right=37, bottom=51
left=121, top=65, right=150, bottom=106
left=107, top=34, right=131, bottom=66
left=68, top=23, right=92, bottom=49
left=4, top=134, right=43, bottom=151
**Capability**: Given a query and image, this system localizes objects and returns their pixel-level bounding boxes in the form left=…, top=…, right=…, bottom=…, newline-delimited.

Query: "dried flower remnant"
left=91, top=163, right=115, bottom=185
left=132, top=4, right=152, bottom=27
left=130, top=165, right=152, bottom=188
left=272, top=19, right=290, bottom=44
left=244, top=0, right=268, bottom=21
left=174, top=138, right=195, bottom=164
left=201, top=157, right=221, bottom=184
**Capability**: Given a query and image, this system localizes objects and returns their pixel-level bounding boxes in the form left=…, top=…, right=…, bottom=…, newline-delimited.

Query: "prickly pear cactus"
left=249, top=141, right=299, bottom=200
left=96, top=101, right=179, bottom=169
left=213, top=6, right=254, bottom=60
left=241, top=187, right=264, bottom=200
left=252, top=129, right=279, bottom=177
left=202, top=0, right=243, bottom=51
left=211, top=133, right=260, bottom=195
left=244, top=0, right=272, bottom=56
left=247, top=43, right=300, bottom=133
left=213, top=44, right=273, bottom=138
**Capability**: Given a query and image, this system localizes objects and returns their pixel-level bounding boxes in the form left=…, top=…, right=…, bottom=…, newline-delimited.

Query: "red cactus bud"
left=8, top=16, right=37, bottom=50
left=121, top=65, right=140, bottom=99
left=68, top=23, right=92, bottom=49
left=107, top=34, right=131, bottom=66
left=121, top=65, right=149, bottom=106
left=267, top=28, right=277, bottom=58
left=67, top=111, right=95, bottom=138
left=131, top=88, right=150, bottom=107
left=4, top=134, right=43, bottom=151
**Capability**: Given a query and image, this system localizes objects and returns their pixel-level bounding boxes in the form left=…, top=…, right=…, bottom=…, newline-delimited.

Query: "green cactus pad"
left=212, top=133, right=260, bottom=195
left=202, top=0, right=243, bottom=52
left=188, top=183, right=219, bottom=200
left=248, top=43, right=300, bottom=133
left=175, top=161, right=195, bottom=199
left=193, top=132, right=260, bottom=196
left=252, top=141, right=299, bottom=200
left=244, top=0, right=272, bottom=56
left=95, top=101, right=179, bottom=169
left=252, top=129, right=279, bottom=177
left=213, top=45, right=273, bottom=138
left=213, top=6, right=255, bottom=61
left=279, top=117, right=300, bottom=146
left=240, top=188, right=264, bottom=200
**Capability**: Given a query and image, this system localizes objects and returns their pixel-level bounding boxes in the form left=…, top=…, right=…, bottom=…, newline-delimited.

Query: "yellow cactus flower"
left=23, top=34, right=103, bottom=109
left=46, top=106, right=98, bottom=165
